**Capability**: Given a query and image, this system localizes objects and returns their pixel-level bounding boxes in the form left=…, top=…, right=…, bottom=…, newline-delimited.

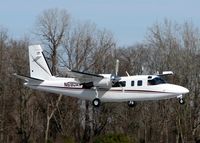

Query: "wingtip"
left=66, top=67, right=71, bottom=72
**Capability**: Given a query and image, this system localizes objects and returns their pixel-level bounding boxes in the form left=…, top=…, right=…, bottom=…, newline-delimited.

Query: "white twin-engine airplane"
left=14, top=45, right=189, bottom=107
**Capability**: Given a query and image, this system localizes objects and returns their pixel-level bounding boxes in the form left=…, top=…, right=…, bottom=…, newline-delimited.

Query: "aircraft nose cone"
left=182, top=87, right=189, bottom=94
left=169, top=84, right=189, bottom=94
left=176, top=85, right=189, bottom=94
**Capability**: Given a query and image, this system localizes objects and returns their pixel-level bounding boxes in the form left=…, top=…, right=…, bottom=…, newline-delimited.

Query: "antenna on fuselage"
left=126, top=71, right=130, bottom=76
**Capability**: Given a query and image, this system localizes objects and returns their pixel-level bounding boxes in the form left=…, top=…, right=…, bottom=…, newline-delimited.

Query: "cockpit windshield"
left=148, top=77, right=166, bottom=85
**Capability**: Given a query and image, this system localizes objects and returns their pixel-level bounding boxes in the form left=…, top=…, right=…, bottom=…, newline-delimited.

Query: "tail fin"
left=29, top=45, right=52, bottom=80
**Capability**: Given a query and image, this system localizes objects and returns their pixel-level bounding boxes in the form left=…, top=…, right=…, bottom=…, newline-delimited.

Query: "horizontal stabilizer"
left=13, top=73, right=43, bottom=84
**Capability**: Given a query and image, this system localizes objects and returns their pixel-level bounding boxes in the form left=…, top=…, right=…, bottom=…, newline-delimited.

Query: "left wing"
left=66, top=69, right=104, bottom=83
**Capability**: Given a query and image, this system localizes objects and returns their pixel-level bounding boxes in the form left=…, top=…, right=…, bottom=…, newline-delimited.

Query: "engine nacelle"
left=93, top=74, right=112, bottom=88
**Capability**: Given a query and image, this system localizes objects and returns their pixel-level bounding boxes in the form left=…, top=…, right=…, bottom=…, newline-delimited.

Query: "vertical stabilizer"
left=29, top=45, right=52, bottom=80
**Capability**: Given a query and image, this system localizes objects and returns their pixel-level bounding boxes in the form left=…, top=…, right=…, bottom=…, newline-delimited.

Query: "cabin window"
left=137, top=80, right=142, bottom=86
left=148, top=77, right=166, bottom=85
left=112, top=81, right=126, bottom=87
left=131, top=81, right=135, bottom=86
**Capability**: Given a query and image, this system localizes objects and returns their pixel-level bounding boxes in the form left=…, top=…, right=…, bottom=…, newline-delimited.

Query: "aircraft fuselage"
left=25, top=75, right=189, bottom=102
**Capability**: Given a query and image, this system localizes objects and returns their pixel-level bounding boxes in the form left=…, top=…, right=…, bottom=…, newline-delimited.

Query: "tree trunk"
left=82, top=101, right=91, bottom=143
left=45, top=94, right=62, bottom=143
left=0, top=92, right=5, bottom=143
left=45, top=116, right=50, bottom=143
left=51, top=45, right=57, bottom=75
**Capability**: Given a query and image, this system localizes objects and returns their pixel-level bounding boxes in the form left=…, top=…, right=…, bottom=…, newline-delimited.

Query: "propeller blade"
left=111, top=59, right=121, bottom=82
left=115, top=59, right=119, bottom=76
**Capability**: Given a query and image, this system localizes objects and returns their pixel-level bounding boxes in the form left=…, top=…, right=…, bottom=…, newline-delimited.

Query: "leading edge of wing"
left=13, top=73, right=44, bottom=83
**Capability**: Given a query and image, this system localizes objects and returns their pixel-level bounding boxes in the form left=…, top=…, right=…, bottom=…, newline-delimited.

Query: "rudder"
left=29, top=45, right=52, bottom=80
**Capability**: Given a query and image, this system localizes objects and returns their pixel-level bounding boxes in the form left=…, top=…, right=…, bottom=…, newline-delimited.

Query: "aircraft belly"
left=31, top=85, right=95, bottom=100
left=28, top=85, right=179, bottom=102
left=100, top=90, right=178, bottom=102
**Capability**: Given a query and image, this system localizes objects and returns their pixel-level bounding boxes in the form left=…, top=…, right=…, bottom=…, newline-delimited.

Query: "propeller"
left=111, top=59, right=121, bottom=82
left=115, top=59, right=119, bottom=76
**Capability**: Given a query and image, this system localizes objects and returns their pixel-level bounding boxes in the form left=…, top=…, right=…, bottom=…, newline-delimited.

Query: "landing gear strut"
left=92, top=98, right=101, bottom=107
left=128, top=101, right=136, bottom=107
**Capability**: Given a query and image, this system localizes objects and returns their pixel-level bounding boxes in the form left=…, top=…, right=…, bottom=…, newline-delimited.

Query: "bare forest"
left=1, top=9, right=200, bottom=143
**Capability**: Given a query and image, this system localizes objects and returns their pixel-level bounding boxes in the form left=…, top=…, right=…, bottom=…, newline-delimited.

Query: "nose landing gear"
left=177, top=95, right=185, bottom=105
left=179, top=98, right=185, bottom=104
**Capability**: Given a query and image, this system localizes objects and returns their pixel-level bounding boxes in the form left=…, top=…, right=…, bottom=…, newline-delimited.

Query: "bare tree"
left=2, top=13, right=200, bottom=142
left=35, top=8, right=70, bottom=75
left=61, top=22, right=116, bottom=142
left=0, top=27, right=8, bottom=143
left=34, top=8, right=70, bottom=143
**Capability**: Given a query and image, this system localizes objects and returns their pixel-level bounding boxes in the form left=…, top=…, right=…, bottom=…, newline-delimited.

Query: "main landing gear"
left=92, top=87, right=101, bottom=107
left=92, top=98, right=101, bottom=107
left=128, top=101, right=136, bottom=107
